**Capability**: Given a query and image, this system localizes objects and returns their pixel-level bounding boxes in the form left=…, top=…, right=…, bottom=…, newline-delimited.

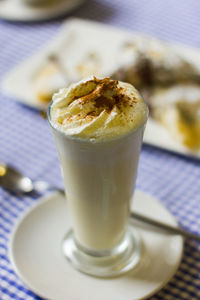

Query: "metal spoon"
left=0, top=162, right=200, bottom=242
left=0, top=163, right=64, bottom=195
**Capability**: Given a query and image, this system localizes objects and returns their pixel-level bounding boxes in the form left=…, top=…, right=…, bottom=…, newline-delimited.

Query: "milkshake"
left=48, top=77, right=148, bottom=276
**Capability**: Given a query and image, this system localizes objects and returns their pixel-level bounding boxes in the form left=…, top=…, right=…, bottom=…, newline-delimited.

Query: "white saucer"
left=9, top=191, right=183, bottom=300
left=0, top=0, right=84, bottom=22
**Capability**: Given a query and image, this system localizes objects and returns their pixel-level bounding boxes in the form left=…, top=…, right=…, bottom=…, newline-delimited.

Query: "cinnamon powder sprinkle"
left=72, top=77, right=136, bottom=116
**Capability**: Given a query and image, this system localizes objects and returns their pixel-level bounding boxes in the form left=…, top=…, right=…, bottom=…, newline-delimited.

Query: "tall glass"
left=48, top=102, right=147, bottom=277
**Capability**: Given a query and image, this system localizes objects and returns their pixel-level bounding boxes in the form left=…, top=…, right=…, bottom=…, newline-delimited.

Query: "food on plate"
left=121, top=39, right=200, bottom=88
left=33, top=56, right=66, bottom=103
left=149, top=84, right=200, bottom=150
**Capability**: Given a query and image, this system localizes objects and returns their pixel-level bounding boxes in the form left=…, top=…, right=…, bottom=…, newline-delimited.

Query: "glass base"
left=62, top=226, right=142, bottom=277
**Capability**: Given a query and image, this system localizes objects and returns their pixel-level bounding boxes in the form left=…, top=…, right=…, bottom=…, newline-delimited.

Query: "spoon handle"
left=131, top=211, right=200, bottom=242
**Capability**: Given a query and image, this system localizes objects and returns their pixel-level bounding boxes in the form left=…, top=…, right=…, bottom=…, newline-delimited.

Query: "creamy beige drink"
left=48, top=77, right=148, bottom=276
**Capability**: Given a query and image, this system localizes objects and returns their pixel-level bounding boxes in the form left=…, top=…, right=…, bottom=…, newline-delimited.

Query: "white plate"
left=9, top=190, right=183, bottom=300
left=2, top=18, right=200, bottom=159
left=0, top=0, right=84, bottom=22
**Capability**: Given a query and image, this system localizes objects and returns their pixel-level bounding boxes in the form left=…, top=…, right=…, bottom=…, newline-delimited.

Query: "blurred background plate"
left=0, top=0, right=84, bottom=22
left=2, top=18, right=200, bottom=159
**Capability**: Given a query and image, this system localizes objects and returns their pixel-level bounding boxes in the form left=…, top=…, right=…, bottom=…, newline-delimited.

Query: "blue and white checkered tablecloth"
left=0, top=0, right=200, bottom=299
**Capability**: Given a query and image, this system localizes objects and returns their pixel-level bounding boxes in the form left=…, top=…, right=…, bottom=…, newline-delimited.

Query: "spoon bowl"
left=0, top=163, right=63, bottom=194
left=0, top=163, right=33, bottom=193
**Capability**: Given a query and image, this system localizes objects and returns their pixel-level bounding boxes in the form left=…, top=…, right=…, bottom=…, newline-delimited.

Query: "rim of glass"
left=47, top=99, right=149, bottom=144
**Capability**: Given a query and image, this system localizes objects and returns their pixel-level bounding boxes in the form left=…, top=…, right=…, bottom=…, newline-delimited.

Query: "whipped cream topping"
left=50, top=77, right=148, bottom=141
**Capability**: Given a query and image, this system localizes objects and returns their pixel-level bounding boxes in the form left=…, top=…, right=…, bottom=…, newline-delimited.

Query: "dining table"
left=0, top=0, right=200, bottom=299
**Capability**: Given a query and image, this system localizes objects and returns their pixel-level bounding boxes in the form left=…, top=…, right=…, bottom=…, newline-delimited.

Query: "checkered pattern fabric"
left=0, top=0, right=200, bottom=299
